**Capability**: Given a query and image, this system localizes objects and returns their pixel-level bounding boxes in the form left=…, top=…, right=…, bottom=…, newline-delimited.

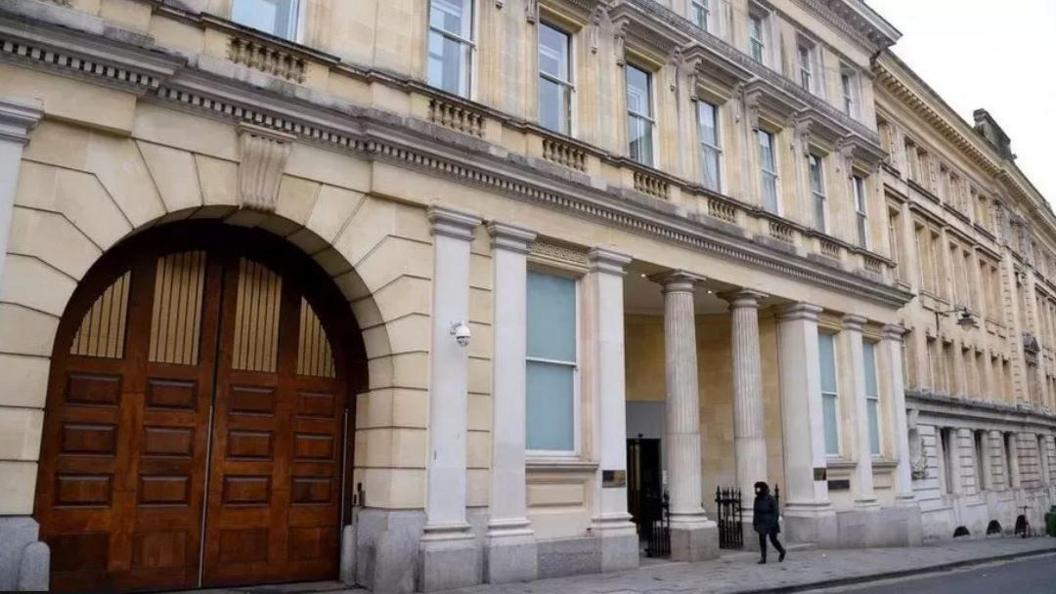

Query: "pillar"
left=0, top=98, right=45, bottom=593
left=881, top=325, right=916, bottom=505
left=418, top=205, right=482, bottom=592
left=721, top=290, right=768, bottom=537
left=0, top=98, right=43, bottom=288
left=483, top=222, right=537, bottom=584
left=587, top=248, right=638, bottom=572
left=843, top=315, right=877, bottom=508
left=776, top=303, right=836, bottom=545
left=654, top=272, right=717, bottom=561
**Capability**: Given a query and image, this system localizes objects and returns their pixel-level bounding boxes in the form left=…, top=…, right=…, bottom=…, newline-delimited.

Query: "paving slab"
left=166, top=537, right=1056, bottom=594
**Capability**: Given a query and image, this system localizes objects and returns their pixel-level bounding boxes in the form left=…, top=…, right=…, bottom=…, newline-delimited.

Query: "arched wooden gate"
left=34, top=222, right=364, bottom=592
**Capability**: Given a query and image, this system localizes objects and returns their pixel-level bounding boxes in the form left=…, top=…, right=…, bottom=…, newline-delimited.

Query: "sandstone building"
left=0, top=0, right=1051, bottom=592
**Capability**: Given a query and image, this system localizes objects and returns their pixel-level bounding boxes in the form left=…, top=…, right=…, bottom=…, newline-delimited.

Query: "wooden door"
left=201, top=257, right=346, bottom=586
left=37, top=251, right=223, bottom=592
left=36, top=226, right=354, bottom=593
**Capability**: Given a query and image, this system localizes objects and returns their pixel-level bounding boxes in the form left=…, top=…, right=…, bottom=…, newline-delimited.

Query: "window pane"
left=762, top=173, right=778, bottom=212
left=539, top=24, right=569, bottom=81
left=527, top=272, right=576, bottom=362
left=232, top=0, right=297, bottom=38
left=539, top=78, right=570, bottom=134
left=814, top=193, right=825, bottom=231
left=758, top=130, right=774, bottom=170
left=428, top=31, right=470, bottom=96
left=867, top=399, right=880, bottom=455
left=702, top=147, right=721, bottom=191
left=430, top=0, right=471, bottom=38
left=819, top=333, right=837, bottom=393
left=863, top=342, right=878, bottom=397
left=628, top=115, right=653, bottom=165
left=526, top=360, right=575, bottom=451
left=698, top=102, right=718, bottom=145
left=626, top=66, right=651, bottom=117
left=823, top=394, right=839, bottom=455
left=809, top=155, right=823, bottom=193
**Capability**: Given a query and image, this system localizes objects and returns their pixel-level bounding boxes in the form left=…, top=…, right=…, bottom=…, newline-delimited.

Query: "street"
left=814, top=553, right=1056, bottom=594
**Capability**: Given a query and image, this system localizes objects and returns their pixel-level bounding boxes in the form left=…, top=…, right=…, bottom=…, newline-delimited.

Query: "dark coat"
left=752, top=491, right=780, bottom=535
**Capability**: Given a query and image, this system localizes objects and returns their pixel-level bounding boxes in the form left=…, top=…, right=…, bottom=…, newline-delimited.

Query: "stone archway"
left=33, top=221, right=369, bottom=592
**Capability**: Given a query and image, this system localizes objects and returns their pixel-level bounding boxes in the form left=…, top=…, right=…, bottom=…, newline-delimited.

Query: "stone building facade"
left=0, top=0, right=1048, bottom=592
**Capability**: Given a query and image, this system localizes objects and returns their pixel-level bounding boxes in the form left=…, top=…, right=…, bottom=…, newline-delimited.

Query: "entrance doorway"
left=34, top=223, right=364, bottom=592
left=627, top=435, right=668, bottom=557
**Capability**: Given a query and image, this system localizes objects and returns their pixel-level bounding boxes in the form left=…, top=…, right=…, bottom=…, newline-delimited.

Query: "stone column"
left=419, top=205, right=482, bottom=592
left=881, top=325, right=916, bottom=505
left=0, top=98, right=45, bottom=593
left=1007, top=432, right=1022, bottom=489
left=0, top=98, right=43, bottom=288
left=587, top=248, right=638, bottom=572
left=843, top=315, right=878, bottom=508
left=721, top=291, right=769, bottom=531
left=484, top=222, right=537, bottom=584
left=776, top=304, right=837, bottom=545
left=654, top=271, right=717, bottom=562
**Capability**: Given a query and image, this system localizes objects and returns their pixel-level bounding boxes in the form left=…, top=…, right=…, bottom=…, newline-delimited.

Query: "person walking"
left=752, top=481, right=785, bottom=564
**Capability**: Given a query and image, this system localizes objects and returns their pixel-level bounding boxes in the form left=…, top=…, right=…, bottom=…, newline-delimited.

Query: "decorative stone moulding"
left=237, top=123, right=295, bottom=213
left=0, top=7, right=913, bottom=309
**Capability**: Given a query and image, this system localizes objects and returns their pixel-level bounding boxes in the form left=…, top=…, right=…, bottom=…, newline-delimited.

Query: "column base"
left=853, top=498, right=882, bottom=510
left=417, top=531, right=482, bottom=592
left=484, top=531, right=537, bottom=584
left=590, top=515, right=638, bottom=573
left=670, top=521, right=719, bottom=562
left=0, top=517, right=48, bottom=592
left=782, top=504, right=838, bottom=547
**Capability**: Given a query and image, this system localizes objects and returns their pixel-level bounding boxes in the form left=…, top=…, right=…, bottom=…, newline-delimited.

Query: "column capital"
left=841, top=314, right=868, bottom=332
left=777, top=303, right=823, bottom=322
left=649, top=270, right=704, bottom=293
left=487, top=221, right=536, bottom=254
left=428, top=205, right=481, bottom=241
left=881, top=324, right=907, bottom=341
left=588, top=247, right=632, bottom=275
left=0, top=98, right=43, bottom=145
left=718, top=289, right=768, bottom=309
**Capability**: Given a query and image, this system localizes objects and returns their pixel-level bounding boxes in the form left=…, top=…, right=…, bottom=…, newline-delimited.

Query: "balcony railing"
left=429, top=97, right=485, bottom=138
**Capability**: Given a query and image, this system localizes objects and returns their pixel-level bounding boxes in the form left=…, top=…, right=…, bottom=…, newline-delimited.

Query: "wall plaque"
left=602, top=470, right=626, bottom=488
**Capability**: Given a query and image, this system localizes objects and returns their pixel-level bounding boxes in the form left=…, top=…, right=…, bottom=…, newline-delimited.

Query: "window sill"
left=526, top=458, right=598, bottom=473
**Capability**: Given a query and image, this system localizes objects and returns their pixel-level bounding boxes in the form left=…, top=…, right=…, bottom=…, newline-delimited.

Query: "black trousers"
left=758, top=531, right=784, bottom=560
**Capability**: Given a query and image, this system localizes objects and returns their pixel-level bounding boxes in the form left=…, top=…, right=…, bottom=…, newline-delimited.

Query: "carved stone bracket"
left=613, top=21, right=627, bottom=66
left=237, top=123, right=295, bottom=213
left=526, top=0, right=539, bottom=23
left=836, top=138, right=856, bottom=175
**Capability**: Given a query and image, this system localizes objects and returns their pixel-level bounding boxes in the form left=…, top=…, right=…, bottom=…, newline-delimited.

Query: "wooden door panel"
left=38, top=252, right=222, bottom=593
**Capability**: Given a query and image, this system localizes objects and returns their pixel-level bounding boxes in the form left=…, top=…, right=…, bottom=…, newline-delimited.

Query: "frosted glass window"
left=526, top=271, right=577, bottom=452
left=819, top=332, right=839, bottom=455
left=864, top=341, right=881, bottom=455
left=232, top=0, right=299, bottom=39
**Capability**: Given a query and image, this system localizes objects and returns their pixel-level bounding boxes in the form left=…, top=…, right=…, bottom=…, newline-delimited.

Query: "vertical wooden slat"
left=70, top=270, right=132, bottom=359
left=231, top=258, right=281, bottom=373
left=148, top=251, right=206, bottom=366
left=296, top=297, right=335, bottom=378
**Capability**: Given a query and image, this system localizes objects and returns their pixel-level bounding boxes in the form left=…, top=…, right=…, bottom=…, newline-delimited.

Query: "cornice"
left=794, top=0, right=900, bottom=52
left=0, top=7, right=912, bottom=310
left=907, top=391, right=1056, bottom=432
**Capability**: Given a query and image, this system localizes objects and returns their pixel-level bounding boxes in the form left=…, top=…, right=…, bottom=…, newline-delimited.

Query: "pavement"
left=176, top=536, right=1056, bottom=594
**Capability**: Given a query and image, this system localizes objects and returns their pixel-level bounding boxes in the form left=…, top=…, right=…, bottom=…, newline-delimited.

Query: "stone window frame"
left=747, top=3, right=773, bottom=67
left=840, top=63, right=860, bottom=119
